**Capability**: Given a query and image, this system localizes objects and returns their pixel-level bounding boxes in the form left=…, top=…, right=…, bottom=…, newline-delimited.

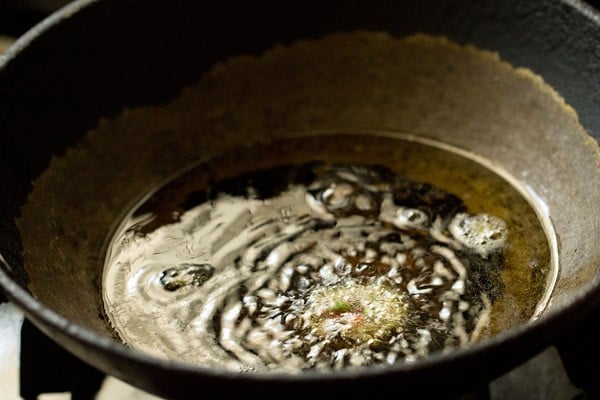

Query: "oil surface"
left=102, top=133, right=553, bottom=373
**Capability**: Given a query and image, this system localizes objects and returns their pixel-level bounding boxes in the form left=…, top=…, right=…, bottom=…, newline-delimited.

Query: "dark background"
left=0, top=0, right=72, bottom=38
left=1, top=0, right=600, bottom=39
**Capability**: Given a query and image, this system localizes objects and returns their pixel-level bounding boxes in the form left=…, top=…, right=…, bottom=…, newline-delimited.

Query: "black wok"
left=1, top=0, right=600, bottom=398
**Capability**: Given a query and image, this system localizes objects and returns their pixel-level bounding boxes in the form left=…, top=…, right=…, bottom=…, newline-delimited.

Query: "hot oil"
left=102, top=133, right=554, bottom=373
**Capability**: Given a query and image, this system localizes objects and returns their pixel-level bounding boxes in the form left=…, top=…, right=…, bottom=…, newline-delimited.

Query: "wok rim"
left=1, top=0, right=600, bottom=389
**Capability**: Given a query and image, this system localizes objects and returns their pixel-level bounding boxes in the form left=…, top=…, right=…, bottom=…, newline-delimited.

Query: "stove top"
left=0, top=301, right=585, bottom=400
left=0, top=302, right=163, bottom=400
